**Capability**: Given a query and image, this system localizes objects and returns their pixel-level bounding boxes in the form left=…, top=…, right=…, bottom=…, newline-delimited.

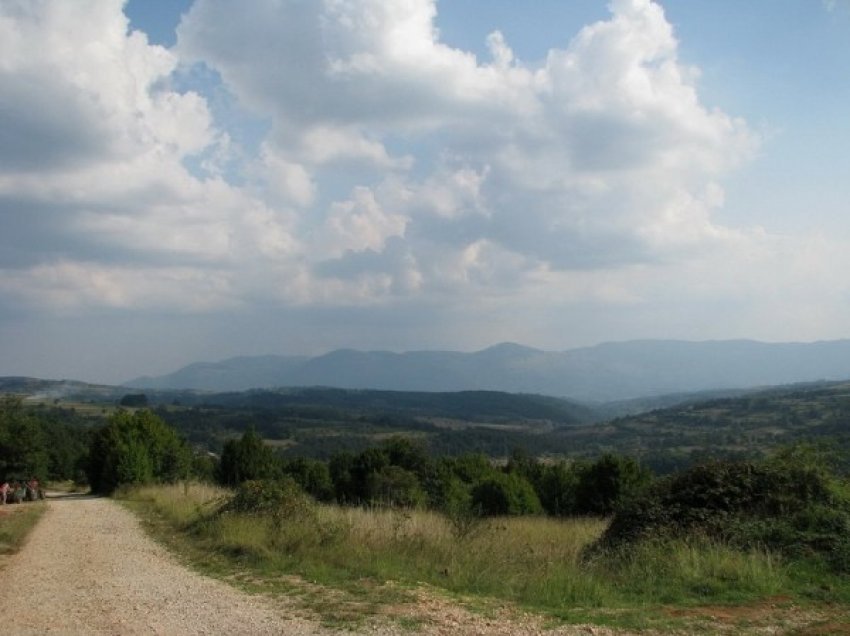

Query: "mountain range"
left=125, top=339, right=850, bottom=402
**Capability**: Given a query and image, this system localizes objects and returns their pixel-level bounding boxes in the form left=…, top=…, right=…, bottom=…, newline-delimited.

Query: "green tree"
left=0, top=396, right=49, bottom=482
left=471, top=472, right=543, bottom=516
left=281, top=457, right=334, bottom=501
left=575, top=454, right=652, bottom=515
left=329, top=451, right=356, bottom=503
left=536, top=460, right=580, bottom=516
left=367, top=465, right=426, bottom=507
left=216, top=428, right=281, bottom=486
left=87, top=409, right=190, bottom=494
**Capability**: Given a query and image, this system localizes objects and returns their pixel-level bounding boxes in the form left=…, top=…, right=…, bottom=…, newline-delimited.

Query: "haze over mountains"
left=125, top=340, right=850, bottom=402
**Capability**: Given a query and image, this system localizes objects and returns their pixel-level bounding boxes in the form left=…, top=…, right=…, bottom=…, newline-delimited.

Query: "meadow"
left=121, top=482, right=850, bottom=632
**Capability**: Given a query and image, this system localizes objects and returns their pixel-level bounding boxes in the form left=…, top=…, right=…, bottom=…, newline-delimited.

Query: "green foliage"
left=535, top=461, right=580, bottom=516
left=328, top=451, right=356, bottom=503
left=216, top=428, right=281, bottom=486
left=600, top=451, right=850, bottom=572
left=575, top=454, right=652, bottom=515
left=219, top=477, right=313, bottom=518
left=471, top=472, right=543, bottom=516
left=0, top=396, right=50, bottom=481
left=327, top=437, right=434, bottom=507
left=86, top=409, right=190, bottom=494
left=440, top=477, right=484, bottom=539
left=367, top=465, right=427, bottom=508
left=119, top=393, right=148, bottom=407
left=281, top=457, right=334, bottom=501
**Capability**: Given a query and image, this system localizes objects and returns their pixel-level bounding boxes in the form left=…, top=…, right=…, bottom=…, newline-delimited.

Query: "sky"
left=1, top=0, right=849, bottom=384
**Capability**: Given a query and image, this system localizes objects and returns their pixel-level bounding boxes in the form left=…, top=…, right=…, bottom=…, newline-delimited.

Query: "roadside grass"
left=0, top=501, right=46, bottom=557
left=122, top=482, right=850, bottom=632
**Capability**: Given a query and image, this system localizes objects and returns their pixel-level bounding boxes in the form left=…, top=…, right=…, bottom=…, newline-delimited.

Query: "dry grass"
left=123, top=482, right=842, bottom=632
left=0, top=502, right=46, bottom=558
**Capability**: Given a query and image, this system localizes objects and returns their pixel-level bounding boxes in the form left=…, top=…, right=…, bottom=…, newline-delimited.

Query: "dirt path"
left=0, top=494, right=330, bottom=635
left=0, top=494, right=619, bottom=635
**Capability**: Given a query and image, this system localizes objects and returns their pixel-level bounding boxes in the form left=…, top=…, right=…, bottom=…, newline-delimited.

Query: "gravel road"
left=0, top=494, right=619, bottom=636
left=0, top=494, right=329, bottom=635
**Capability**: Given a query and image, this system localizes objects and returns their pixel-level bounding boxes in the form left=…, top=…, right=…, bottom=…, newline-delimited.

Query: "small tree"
left=575, top=454, right=652, bottom=515
left=536, top=461, right=580, bottom=516
left=282, top=457, right=334, bottom=501
left=471, top=472, right=542, bottom=516
left=367, top=465, right=426, bottom=507
left=216, top=428, right=281, bottom=486
left=87, top=409, right=190, bottom=494
left=0, top=396, right=49, bottom=482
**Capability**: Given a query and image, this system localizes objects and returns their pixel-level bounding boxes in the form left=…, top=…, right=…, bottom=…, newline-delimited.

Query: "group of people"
left=0, top=478, right=41, bottom=504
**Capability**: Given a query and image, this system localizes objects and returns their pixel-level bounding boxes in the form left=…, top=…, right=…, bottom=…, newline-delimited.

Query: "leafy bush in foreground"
left=218, top=477, right=313, bottom=518
left=599, top=452, right=850, bottom=572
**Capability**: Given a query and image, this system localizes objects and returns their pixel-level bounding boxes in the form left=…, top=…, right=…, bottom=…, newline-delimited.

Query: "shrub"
left=599, top=455, right=850, bottom=572
left=471, top=472, right=542, bottom=516
left=218, top=477, right=313, bottom=519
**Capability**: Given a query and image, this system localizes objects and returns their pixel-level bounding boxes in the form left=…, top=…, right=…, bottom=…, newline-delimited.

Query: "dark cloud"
left=0, top=76, right=111, bottom=171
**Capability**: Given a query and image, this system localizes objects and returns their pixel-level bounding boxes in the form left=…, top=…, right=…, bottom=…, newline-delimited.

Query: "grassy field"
left=0, top=502, right=46, bottom=557
left=120, top=482, right=850, bottom=632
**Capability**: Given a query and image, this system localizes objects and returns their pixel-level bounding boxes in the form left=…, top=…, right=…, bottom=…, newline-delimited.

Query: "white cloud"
left=8, top=0, right=830, bottom=347
left=178, top=0, right=757, bottom=281
left=0, top=0, right=301, bottom=310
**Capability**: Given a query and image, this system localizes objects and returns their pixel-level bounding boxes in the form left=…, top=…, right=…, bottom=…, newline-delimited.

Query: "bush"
left=599, top=456, right=850, bottom=572
left=219, top=478, right=313, bottom=519
left=471, top=472, right=542, bottom=516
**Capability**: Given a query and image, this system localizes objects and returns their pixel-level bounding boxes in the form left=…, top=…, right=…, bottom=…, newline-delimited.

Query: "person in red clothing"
left=0, top=480, right=9, bottom=504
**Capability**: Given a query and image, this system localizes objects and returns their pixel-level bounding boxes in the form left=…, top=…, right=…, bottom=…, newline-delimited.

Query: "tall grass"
left=123, top=482, right=799, bottom=619
left=0, top=502, right=46, bottom=556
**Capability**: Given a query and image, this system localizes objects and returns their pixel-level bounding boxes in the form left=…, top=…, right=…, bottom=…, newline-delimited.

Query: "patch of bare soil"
left=663, top=597, right=849, bottom=635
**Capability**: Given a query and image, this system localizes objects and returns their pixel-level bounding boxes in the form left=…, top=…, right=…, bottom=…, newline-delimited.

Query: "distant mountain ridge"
left=124, top=339, right=850, bottom=402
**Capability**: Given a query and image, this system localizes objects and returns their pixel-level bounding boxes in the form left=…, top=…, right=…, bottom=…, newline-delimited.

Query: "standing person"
left=0, top=480, right=9, bottom=504
left=26, top=477, right=40, bottom=502
left=11, top=481, right=24, bottom=504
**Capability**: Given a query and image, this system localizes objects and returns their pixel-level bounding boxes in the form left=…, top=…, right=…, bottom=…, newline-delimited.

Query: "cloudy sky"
left=1, top=0, right=849, bottom=383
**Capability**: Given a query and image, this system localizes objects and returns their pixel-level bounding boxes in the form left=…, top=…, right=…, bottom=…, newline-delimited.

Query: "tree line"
left=1, top=400, right=652, bottom=518
left=216, top=427, right=652, bottom=517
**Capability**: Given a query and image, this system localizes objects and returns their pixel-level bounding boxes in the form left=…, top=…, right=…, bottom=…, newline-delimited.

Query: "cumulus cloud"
left=0, top=0, right=299, bottom=310
left=1, top=0, right=769, bottom=319
left=178, top=0, right=756, bottom=285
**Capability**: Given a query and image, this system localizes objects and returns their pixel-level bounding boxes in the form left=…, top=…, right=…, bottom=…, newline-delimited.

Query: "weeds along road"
left=0, top=493, right=329, bottom=636
left=0, top=494, right=623, bottom=636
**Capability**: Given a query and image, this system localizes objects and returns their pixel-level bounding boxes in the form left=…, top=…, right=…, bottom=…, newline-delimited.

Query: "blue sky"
left=1, top=0, right=849, bottom=383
